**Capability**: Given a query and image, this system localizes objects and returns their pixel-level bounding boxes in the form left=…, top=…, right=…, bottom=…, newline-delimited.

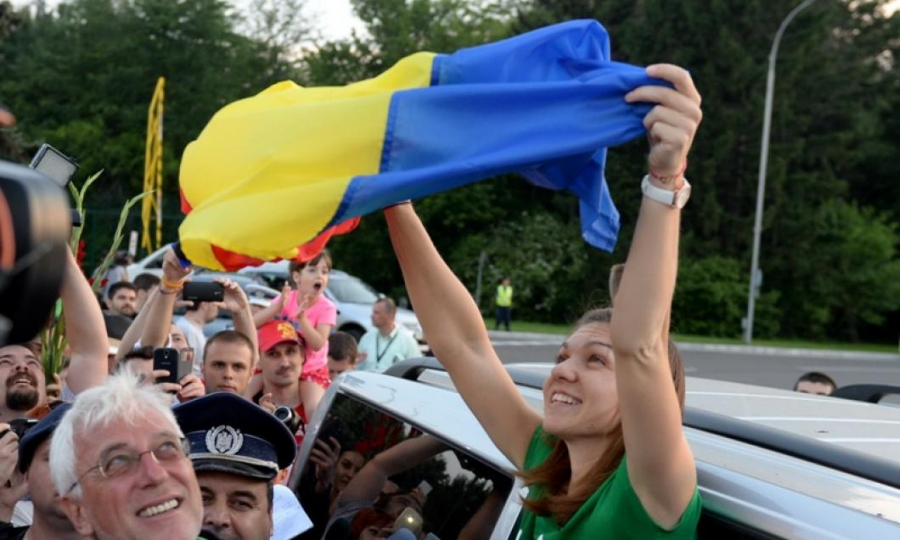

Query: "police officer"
left=494, top=277, right=513, bottom=331
left=174, top=393, right=309, bottom=540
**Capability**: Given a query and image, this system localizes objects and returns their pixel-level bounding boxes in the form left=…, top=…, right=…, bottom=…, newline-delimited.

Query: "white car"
left=128, top=249, right=425, bottom=344
left=289, top=358, right=900, bottom=539
left=237, top=260, right=424, bottom=344
left=125, top=245, right=169, bottom=279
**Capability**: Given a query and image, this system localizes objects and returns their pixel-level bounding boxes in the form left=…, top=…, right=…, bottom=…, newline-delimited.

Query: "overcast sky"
left=238, top=0, right=364, bottom=41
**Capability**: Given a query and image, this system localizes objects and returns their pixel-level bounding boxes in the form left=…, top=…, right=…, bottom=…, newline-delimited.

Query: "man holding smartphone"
left=140, top=248, right=259, bottom=389
left=175, top=300, right=219, bottom=375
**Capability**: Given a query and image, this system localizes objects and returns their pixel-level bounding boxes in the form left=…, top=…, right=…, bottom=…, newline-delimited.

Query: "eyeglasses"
left=67, top=437, right=191, bottom=494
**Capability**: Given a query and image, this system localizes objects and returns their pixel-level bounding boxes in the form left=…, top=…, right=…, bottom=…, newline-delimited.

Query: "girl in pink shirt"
left=252, top=251, right=336, bottom=413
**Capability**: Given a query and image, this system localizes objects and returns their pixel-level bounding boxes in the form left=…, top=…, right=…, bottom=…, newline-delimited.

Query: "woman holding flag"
left=383, top=63, right=702, bottom=537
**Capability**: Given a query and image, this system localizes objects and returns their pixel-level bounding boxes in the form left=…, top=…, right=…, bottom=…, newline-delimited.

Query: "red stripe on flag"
left=180, top=188, right=193, bottom=215
left=210, top=217, right=361, bottom=271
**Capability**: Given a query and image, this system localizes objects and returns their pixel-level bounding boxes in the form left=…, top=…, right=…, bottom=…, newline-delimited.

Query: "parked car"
left=289, top=357, right=900, bottom=539
left=126, top=245, right=169, bottom=279
left=237, top=260, right=424, bottom=344
left=130, top=249, right=425, bottom=345
left=171, top=273, right=280, bottom=337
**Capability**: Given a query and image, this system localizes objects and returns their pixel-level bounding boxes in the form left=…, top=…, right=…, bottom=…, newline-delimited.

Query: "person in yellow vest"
left=495, top=277, right=513, bottom=331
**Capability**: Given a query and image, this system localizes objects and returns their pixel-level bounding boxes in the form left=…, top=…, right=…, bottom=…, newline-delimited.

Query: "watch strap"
left=641, top=175, right=691, bottom=208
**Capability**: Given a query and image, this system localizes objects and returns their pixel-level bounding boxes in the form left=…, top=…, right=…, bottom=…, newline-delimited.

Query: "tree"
left=0, top=0, right=306, bottom=266
left=0, top=1, right=27, bottom=160
left=515, top=0, right=900, bottom=340
left=0, top=0, right=301, bottom=197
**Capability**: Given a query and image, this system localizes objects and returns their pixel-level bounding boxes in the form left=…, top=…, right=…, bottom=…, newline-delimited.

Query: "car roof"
left=236, top=260, right=350, bottom=279
left=318, top=365, right=900, bottom=534
left=305, top=371, right=512, bottom=471
left=504, top=362, right=900, bottom=463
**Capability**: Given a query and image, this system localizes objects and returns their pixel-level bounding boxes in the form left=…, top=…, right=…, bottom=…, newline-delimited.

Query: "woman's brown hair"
left=519, top=307, right=686, bottom=525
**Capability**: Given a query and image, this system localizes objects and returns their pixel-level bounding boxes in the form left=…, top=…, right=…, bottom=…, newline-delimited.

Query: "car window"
left=294, top=393, right=513, bottom=539
left=144, top=254, right=164, bottom=269
left=253, top=271, right=288, bottom=291
left=328, top=276, right=380, bottom=304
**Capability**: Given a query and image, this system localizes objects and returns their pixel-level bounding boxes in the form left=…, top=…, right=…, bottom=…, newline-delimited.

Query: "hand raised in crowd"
left=0, top=425, right=18, bottom=486
left=145, top=368, right=181, bottom=394
left=268, top=282, right=290, bottom=314
left=310, top=436, right=342, bottom=492
left=258, top=392, right=276, bottom=414
left=161, top=246, right=192, bottom=288
left=176, top=373, right=206, bottom=402
left=213, top=277, right=249, bottom=313
left=0, top=469, right=27, bottom=519
left=297, top=293, right=316, bottom=314
left=142, top=369, right=205, bottom=402
left=625, top=64, right=702, bottom=178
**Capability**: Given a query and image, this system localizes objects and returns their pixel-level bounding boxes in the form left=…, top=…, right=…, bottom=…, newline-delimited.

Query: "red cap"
left=258, top=321, right=302, bottom=353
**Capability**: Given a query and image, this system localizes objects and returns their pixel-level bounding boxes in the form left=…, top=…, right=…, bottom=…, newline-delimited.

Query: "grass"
left=485, top=318, right=899, bottom=353
left=485, top=319, right=571, bottom=335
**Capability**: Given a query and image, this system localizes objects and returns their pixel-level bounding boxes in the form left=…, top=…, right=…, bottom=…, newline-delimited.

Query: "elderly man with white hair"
left=49, top=372, right=208, bottom=540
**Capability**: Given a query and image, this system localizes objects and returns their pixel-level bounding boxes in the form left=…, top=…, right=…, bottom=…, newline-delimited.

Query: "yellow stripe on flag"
left=179, top=53, right=436, bottom=269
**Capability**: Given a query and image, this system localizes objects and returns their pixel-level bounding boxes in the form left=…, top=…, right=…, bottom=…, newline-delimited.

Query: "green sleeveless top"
left=516, top=426, right=702, bottom=539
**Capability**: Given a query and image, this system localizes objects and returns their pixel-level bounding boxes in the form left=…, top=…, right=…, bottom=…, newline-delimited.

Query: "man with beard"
left=0, top=247, right=108, bottom=419
left=105, top=282, right=138, bottom=319
left=0, top=403, right=78, bottom=540
left=174, top=392, right=303, bottom=540
left=0, top=347, right=43, bottom=420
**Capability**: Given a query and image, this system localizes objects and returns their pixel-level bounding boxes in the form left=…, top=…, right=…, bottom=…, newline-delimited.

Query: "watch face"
left=675, top=184, right=692, bottom=208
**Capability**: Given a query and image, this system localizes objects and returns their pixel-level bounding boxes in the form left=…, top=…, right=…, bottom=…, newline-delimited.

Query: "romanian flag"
left=178, top=19, right=664, bottom=271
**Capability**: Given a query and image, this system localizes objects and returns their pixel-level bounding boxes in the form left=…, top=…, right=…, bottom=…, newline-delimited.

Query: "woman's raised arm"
left=385, top=204, right=540, bottom=470
left=611, top=64, right=702, bottom=529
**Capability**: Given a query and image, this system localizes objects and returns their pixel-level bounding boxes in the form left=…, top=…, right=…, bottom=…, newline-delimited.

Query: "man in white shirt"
left=356, top=298, right=420, bottom=373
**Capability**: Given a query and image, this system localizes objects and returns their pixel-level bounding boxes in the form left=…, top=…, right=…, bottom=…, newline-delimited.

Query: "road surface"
left=488, top=331, right=900, bottom=393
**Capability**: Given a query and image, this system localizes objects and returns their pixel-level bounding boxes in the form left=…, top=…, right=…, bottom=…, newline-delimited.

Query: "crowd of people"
left=0, top=63, right=713, bottom=539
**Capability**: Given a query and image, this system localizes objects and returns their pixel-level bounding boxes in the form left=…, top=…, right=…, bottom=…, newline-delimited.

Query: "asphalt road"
left=488, top=331, right=900, bottom=393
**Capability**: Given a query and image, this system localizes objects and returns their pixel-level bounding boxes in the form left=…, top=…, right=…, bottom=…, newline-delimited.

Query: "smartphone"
left=153, top=347, right=191, bottom=385
left=0, top=418, right=39, bottom=440
left=182, top=281, right=224, bottom=303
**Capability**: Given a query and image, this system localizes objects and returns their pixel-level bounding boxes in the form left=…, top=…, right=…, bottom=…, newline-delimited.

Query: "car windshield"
left=328, top=275, right=380, bottom=304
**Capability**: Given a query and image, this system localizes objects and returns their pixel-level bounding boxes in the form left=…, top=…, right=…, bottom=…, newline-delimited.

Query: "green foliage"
left=771, top=199, right=900, bottom=340
left=452, top=211, right=594, bottom=321
left=303, top=0, right=513, bottom=85
left=673, top=256, right=780, bottom=338
left=0, top=0, right=299, bottom=198
left=3, top=0, right=899, bottom=342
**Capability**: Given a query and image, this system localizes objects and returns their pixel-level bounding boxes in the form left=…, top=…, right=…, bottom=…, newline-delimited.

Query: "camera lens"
left=273, top=406, right=291, bottom=422
left=272, top=405, right=302, bottom=433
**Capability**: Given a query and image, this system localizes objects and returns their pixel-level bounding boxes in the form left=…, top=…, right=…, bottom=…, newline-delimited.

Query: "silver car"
left=237, top=260, right=424, bottom=344
left=129, top=249, right=425, bottom=344
left=289, top=358, right=900, bottom=539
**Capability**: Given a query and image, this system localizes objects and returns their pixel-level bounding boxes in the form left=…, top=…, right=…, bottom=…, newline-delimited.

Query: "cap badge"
left=277, top=322, right=297, bottom=340
left=205, top=425, right=244, bottom=455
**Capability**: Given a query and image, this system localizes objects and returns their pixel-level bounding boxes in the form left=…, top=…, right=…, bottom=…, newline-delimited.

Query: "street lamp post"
left=744, top=0, right=821, bottom=343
